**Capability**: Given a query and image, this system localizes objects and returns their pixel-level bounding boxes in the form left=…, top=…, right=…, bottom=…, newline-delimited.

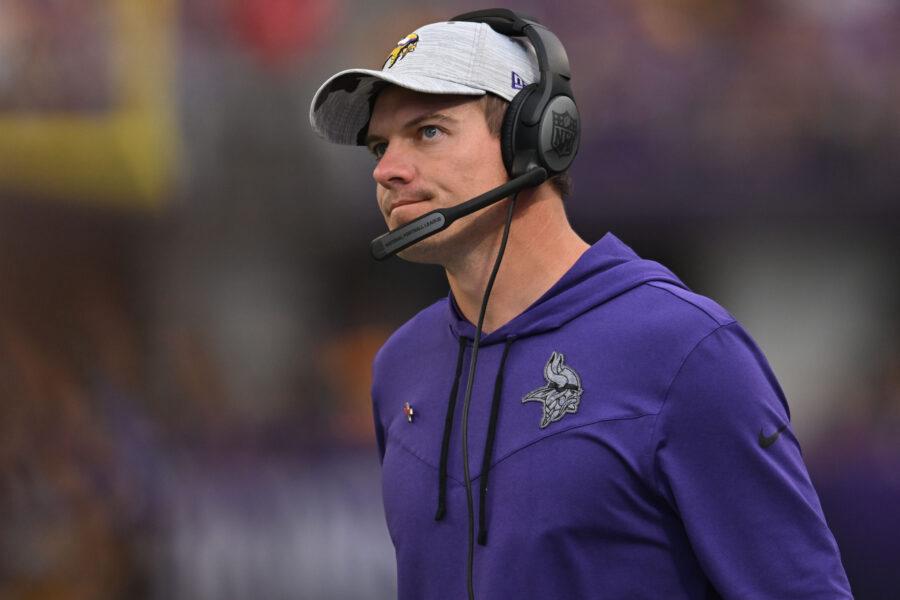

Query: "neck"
left=445, top=185, right=589, bottom=334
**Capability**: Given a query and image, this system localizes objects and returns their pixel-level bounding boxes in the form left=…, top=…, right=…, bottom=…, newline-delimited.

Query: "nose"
left=372, top=141, right=415, bottom=190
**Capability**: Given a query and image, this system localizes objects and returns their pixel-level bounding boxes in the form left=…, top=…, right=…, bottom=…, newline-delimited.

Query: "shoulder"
left=370, top=297, right=465, bottom=430
left=622, top=282, right=777, bottom=400
left=372, top=297, right=450, bottom=387
left=643, top=280, right=735, bottom=328
left=585, top=278, right=783, bottom=418
left=374, top=298, right=446, bottom=361
left=588, top=279, right=738, bottom=364
left=632, top=281, right=790, bottom=423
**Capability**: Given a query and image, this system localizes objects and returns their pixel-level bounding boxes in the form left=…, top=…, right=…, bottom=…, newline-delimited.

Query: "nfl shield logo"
left=550, top=111, right=577, bottom=157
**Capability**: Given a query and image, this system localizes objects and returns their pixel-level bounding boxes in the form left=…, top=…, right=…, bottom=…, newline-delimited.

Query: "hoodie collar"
left=448, top=233, right=686, bottom=344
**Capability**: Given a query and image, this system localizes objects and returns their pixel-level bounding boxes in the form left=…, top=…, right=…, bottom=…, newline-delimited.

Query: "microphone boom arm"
left=370, top=167, right=548, bottom=260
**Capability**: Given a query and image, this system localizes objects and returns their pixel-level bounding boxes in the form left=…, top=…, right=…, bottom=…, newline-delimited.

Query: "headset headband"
left=450, top=9, right=573, bottom=125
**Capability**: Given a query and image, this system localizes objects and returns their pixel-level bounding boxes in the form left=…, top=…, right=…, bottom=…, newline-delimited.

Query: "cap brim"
left=309, top=68, right=487, bottom=146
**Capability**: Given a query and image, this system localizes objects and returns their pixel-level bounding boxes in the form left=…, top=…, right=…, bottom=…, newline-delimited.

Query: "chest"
left=377, top=336, right=676, bottom=543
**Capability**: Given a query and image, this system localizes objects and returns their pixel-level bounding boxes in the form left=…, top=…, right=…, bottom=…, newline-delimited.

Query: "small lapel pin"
left=403, top=402, right=415, bottom=423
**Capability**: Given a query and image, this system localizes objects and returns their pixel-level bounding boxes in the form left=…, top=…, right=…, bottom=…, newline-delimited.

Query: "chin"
left=389, top=204, right=434, bottom=229
left=395, top=211, right=495, bottom=266
left=392, top=199, right=509, bottom=266
left=396, top=236, right=446, bottom=265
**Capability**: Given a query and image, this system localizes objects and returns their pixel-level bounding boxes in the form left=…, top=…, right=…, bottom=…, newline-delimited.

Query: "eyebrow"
left=365, top=112, right=458, bottom=146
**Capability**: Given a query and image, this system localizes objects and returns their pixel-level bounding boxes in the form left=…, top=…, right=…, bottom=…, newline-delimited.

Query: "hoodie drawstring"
left=477, top=336, right=514, bottom=545
left=435, top=334, right=515, bottom=545
left=435, top=336, right=468, bottom=521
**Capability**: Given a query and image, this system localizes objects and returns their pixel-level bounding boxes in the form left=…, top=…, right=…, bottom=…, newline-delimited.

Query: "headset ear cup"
left=500, top=84, right=537, bottom=176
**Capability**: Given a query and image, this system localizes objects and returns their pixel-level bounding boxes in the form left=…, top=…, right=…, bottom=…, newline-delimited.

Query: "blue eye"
left=422, top=125, right=440, bottom=139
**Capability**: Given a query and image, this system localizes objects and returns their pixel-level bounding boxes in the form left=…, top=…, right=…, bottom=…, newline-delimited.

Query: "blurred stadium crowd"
left=0, top=0, right=898, bottom=598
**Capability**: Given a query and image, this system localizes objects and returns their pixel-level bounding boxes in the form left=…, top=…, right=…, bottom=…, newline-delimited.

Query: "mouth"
left=389, top=202, right=434, bottom=228
left=388, top=197, right=429, bottom=216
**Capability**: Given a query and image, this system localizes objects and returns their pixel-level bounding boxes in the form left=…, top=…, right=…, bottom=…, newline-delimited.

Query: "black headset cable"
left=460, top=192, right=518, bottom=600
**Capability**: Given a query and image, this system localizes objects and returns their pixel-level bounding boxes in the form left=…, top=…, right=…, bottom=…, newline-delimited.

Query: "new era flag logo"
left=511, top=71, right=526, bottom=90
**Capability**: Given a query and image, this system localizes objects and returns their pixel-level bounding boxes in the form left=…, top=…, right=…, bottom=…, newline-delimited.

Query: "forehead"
left=368, top=86, right=485, bottom=134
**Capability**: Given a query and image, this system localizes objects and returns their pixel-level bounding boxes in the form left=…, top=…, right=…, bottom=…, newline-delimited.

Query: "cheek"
left=450, top=138, right=507, bottom=188
left=375, top=186, right=390, bottom=218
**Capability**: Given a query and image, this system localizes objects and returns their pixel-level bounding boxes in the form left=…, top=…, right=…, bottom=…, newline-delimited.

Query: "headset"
left=457, top=8, right=580, bottom=179
left=369, top=8, right=580, bottom=260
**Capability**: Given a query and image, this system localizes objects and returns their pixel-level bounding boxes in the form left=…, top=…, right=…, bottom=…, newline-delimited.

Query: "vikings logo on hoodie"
left=384, top=33, right=419, bottom=69
left=522, top=351, right=583, bottom=428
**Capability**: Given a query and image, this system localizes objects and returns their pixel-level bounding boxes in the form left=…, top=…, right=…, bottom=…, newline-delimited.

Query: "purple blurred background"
left=1, top=1, right=898, bottom=598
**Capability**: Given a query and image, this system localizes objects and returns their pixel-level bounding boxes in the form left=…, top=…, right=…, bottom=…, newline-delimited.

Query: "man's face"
left=366, top=86, right=508, bottom=264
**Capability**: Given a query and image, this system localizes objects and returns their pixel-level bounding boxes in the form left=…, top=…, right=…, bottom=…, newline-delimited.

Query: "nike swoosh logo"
left=758, top=424, right=788, bottom=449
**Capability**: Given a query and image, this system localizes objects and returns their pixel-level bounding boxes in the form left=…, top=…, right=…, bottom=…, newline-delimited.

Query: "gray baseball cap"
left=309, top=20, right=538, bottom=145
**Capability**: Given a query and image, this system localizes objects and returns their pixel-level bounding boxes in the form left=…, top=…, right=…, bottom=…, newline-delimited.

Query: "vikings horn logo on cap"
left=384, top=32, right=419, bottom=69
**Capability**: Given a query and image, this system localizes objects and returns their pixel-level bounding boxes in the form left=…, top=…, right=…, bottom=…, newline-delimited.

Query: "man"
left=309, top=12, right=852, bottom=600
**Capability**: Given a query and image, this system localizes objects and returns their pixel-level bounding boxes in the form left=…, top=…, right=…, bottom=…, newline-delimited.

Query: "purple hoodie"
left=371, top=233, right=851, bottom=599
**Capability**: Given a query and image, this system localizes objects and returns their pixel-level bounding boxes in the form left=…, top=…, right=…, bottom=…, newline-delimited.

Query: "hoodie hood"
left=449, top=232, right=687, bottom=343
